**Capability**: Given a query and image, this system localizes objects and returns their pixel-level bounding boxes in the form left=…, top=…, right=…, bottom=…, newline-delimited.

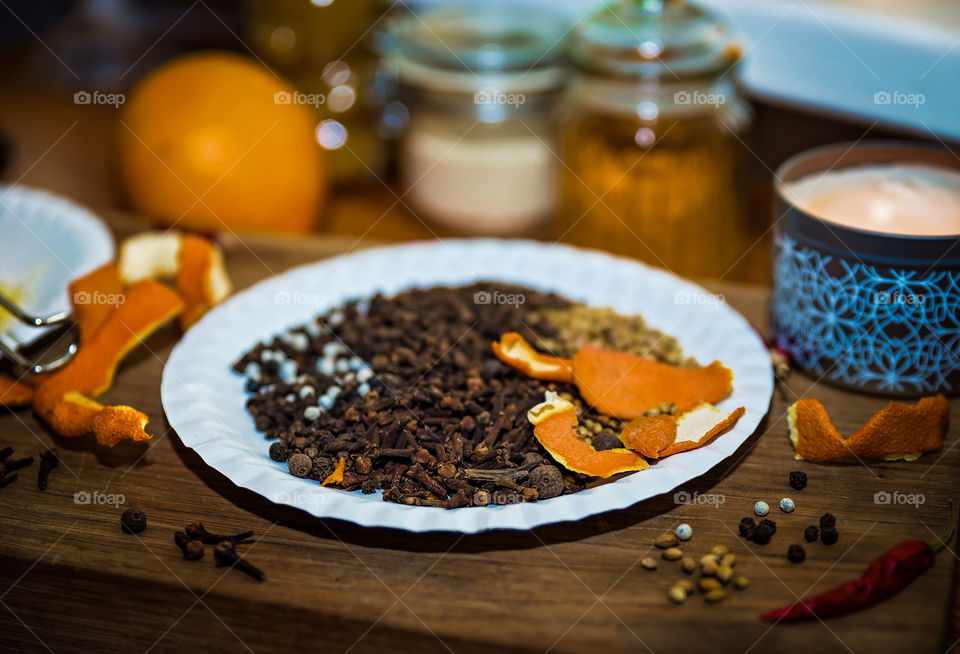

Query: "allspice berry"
left=288, top=453, right=312, bottom=478
left=528, top=464, right=564, bottom=500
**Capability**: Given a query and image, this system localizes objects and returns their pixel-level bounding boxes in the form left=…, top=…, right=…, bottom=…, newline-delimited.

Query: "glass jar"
left=388, top=6, right=567, bottom=235
left=558, top=0, right=756, bottom=279
left=247, top=0, right=385, bottom=185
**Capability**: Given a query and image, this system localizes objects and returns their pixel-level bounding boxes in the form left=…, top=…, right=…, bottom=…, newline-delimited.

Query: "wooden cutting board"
left=1, top=219, right=957, bottom=654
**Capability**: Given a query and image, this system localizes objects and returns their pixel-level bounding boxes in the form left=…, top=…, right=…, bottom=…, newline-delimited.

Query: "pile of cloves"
left=234, top=284, right=604, bottom=507
left=173, top=521, right=264, bottom=581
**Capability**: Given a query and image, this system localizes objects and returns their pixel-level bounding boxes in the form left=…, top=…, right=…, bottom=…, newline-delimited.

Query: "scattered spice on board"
left=762, top=502, right=957, bottom=621
left=120, top=508, right=148, bottom=534
left=36, top=449, right=58, bottom=490
left=789, top=470, right=807, bottom=490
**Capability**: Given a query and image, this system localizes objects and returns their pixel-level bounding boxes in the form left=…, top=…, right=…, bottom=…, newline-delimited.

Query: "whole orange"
left=116, top=51, right=325, bottom=234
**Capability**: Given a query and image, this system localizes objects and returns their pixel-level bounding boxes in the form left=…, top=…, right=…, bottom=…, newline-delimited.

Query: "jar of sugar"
left=386, top=5, right=566, bottom=234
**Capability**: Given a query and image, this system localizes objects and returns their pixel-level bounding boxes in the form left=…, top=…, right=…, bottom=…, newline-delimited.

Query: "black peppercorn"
left=789, top=470, right=807, bottom=490
left=245, top=379, right=260, bottom=393
left=592, top=431, right=623, bottom=451
left=804, top=525, right=819, bottom=542
left=268, top=442, right=290, bottom=462
left=120, top=508, right=147, bottom=534
left=738, top=517, right=756, bottom=538
left=787, top=544, right=806, bottom=563
left=819, top=513, right=836, bottom=529
left=820, top=527, right=839, bottom=545
left=751, top=520, right=776, bottom=545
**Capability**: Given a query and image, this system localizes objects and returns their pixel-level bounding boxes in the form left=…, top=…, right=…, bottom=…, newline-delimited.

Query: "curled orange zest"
left=532, top=407, right=649, bottom=478
left=92, top=404, right=151, bottom=447
left=176, top=234, right=231, bottom=329
left=620, top=414, right=677, bottom=459
left=492, top=332, right=574, bottom=383
left=572, top=344, right=732, bottom=419
left=788, top=395, right=948, bottom=463
left=0, top=374, right=34, bottom=408
left=322, top=457, right=346, bottom=486
left=69, top=262, right=123, bottom=343
left=33, top=280, right=183, bottom=445
left=659, top=406, right=745, bottom=458
left=620, top=406, right=745, bottom=459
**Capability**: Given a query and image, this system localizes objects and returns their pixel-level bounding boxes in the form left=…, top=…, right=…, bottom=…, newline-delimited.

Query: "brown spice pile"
left=233, top=282, right=687, bottom=508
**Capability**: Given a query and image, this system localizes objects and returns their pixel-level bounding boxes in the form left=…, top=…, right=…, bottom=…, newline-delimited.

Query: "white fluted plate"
left=0, top=185, right=114, bottom=346
left=162, top=240, right=773, bottom=533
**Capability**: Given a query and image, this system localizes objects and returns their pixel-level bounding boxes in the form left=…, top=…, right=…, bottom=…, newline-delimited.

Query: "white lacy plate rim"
left=162, top=239, right=774, bottom=533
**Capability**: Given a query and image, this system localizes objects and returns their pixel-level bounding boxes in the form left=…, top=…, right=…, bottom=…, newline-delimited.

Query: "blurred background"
left=0, top=0, right=957, bottom=284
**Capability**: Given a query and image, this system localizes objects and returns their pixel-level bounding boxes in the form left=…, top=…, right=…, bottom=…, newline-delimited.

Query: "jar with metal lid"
left=558, top=0, right=756, bottom=279
left=388, top=6, right=567, bottom=235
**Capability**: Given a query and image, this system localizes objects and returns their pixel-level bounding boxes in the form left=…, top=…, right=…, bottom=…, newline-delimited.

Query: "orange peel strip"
left=45, top=392, right=151, bottom=446
left=176, top=233, right=231, bottom=329
left=788, top=395, right=948, bottom=463
left=620, top=405, right=745, bottom=459
left=528, top=393, right=649, bottom=478
left=119, top=231, right=231, bottom=330
left=658, top=405, right=745, bottom=458
left=572, top=343, right=733, bottom=419
left=322, top=457, right=347, bottom=486
left=34, top=280, right=183, bottom=438
left=620, top=413, right=677, bottom=459
left=91, top=404, right=151, bottom=447
left=0, top=375, right=34, bottom=408
left=69, top=262, right=123, bottom=343
left=492, top=332, right=574, bottom=383
left=0, top=374, right=35, bottom=408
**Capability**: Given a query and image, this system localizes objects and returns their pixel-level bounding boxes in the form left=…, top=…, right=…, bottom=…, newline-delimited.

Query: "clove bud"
left=214, top=541, right=265, bottom=581
left=185, top=521, right=254, bottom=545
left=174, top=531, right=204, bottom=560
left=37, top=449, right=58, bottom=491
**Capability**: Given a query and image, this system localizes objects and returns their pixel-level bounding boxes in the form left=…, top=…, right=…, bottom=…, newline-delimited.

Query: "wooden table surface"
left=1, top=213, right=958, bottom=654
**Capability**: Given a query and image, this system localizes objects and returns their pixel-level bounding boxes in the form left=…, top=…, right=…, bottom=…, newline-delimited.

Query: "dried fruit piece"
left=788, top=395, right=948, bottom=463
left=176, top=233, right=231, bottom=329
left=658, top=405, right=745, bottom=458
left=572, top=343, right=732, bottom=419
left=0, top=374, right=34, bottom=408
left=69, top=262, right=123, bottom=342
left=528, top=395, right=649, bottom=478
left=322, top=457, right=346, bottom=486
left=33, top=280, right=183, bottom=444
left=118, top=231, right=231, bottom=330
left=619, top=413, right=676, bottom=458
left=620, top=403, right=745, bottom=459
left=91, top=404, right=151, bottom=447
left=491, top=332, right=574, bottom=383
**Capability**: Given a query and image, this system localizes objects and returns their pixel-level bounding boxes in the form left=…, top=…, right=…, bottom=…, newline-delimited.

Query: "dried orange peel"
left=572, top=344, right=733, bottom=420
left=33, top=279, right=183, bottom=446
left=788, top=395, right=948, bottom=463
left=322, top=457, right=347, bottom=486
left=45, top=391, right=150, bottom=446
left=119, top=231, right=231, bottom=329
left=493, top=334, right=733, bottom=420
left=528, top=392, right=649, bottom=478
left=69, top=262, right=124, bottom=342
left=0, top=374, right=35, bottom=408
left=492, top=332, right=574, bottom=383
left=620, top=404, right=745, bottom=459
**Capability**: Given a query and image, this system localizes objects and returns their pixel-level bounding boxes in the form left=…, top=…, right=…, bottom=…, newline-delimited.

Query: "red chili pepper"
left=761, top=501, right=956, bottom=622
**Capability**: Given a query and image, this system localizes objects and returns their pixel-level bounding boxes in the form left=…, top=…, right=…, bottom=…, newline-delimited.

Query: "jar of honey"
left=558, top=0, right=756, bottom=280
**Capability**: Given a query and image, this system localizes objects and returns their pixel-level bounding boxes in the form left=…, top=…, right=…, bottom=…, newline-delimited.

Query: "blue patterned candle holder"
left=770, top=142, right=960, bottom=396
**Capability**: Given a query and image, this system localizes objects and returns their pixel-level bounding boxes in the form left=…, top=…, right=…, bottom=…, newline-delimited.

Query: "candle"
left=785, top=164, right=960, bottom=236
